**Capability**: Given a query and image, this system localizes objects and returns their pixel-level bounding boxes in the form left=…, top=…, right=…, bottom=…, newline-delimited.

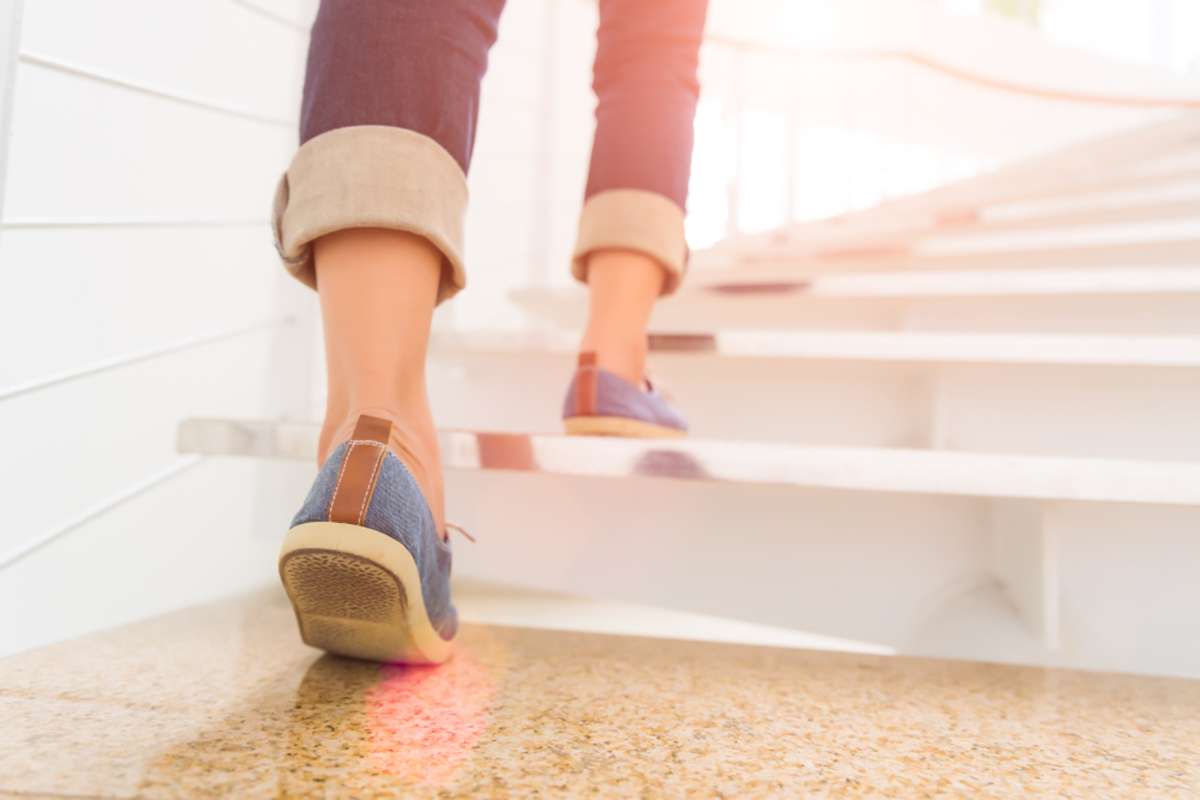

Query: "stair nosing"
left=178, top=418, right=1200, bottom=507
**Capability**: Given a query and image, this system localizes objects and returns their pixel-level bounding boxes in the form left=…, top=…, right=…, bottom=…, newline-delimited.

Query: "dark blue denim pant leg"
left=272, top=0, right=506, bottom=302
left=571, top=0, right=709, bottom=294
left=300, top=0, right=507, bottom=171
left=272, top=0, right=707, bottom=299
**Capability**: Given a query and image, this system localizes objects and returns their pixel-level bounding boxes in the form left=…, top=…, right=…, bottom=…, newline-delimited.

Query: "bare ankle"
left=580, top=249, right=663, bottom=386
left=579, top=332, right=648, bottom=387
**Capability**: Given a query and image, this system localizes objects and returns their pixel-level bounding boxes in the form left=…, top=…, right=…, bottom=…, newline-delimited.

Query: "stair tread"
left=2, top=588, right=1196, bottom=797
left=698, top=237, right=1200, bottom=274
left=514, top=266, right=1200, bottom=304
left=745, top=218, right=1200, bottom=262
left=178, top=418, right=1200, bottom=505
left=433, top=327, right=1200, bottom=367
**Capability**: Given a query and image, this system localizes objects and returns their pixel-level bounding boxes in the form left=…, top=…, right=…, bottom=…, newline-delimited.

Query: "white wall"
left=0, top=0, right=318, bottom=656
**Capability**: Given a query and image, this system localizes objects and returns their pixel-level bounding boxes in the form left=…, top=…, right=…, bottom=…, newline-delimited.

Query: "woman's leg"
left=314, top=228, right=445, bottom=532
left=574, top=0, right=709, bottom=386
left=273, top=0, right=507, bottom=531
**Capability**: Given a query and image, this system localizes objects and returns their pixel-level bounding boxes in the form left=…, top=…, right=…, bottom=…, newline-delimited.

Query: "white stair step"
left=980, top=188, right=1200, bottom=228
left=705, top=237, right=1200, bottom=275
left=701, top=266, right=1200, bottom=298
left=720, top=194, right=1200, bottom=263
left=427, top=330, right=1200, bottom=460
left=512, top=268, right=1200, bottom=335
left=917, top=219, right=1200, bottom=255
left=177, top=418, right=1200, bottom=506
left=433, top=328, right=1200, bottom=368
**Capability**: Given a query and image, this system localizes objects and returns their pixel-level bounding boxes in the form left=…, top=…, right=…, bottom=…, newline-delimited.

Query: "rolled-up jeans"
left=271, top=0, right=709, bottom=303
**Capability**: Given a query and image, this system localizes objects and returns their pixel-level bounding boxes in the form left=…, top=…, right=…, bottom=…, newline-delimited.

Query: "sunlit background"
left=692, top=0, right=1200, bottom=244
left=446, top=0, right=1200, bottom=326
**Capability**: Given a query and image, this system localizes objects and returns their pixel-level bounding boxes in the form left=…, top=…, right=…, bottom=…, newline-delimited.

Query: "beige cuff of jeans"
left=272, top=125, right=468, bottom=304
left=571, top=189, right=688, bottom=296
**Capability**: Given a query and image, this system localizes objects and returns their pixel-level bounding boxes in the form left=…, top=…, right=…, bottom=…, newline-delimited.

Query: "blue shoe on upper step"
left=278, top=414, right=457, bottom=664
left=562, top=352, right=687, bottom=437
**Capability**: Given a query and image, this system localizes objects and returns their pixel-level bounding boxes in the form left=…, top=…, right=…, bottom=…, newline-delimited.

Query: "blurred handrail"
left=705, top=34, right=1200, bottom=110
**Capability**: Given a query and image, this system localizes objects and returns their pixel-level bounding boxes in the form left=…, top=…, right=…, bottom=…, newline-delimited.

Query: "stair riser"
left=981, top=190, right=1200, bottom=228
left=445, top=470, right=1200, bottom=677
left=445, top=470, right=989, bottom=651
left=430, top=354, right=1200, bottom=461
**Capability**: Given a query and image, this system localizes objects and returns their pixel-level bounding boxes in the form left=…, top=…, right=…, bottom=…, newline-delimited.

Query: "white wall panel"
left=3, top=61, right=291, bottom=220
left=21, top=0, right=307, bottom=123
left=236, top=0, right=316, bottom=29
left=0, top=457, right=315, bottom=657
left=0, top=225, right=299, bottom=387
left=0, top=329, right=287, bottom=561
left=0, top=0, right=314, bottom=664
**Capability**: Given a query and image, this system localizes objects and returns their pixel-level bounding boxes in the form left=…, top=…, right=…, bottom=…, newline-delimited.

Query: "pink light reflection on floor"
left=364, top=636, right=501, bottom=787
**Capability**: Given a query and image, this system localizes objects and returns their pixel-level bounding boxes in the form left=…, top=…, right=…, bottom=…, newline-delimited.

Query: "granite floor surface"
left=1, top=589, right=1198, bottom=798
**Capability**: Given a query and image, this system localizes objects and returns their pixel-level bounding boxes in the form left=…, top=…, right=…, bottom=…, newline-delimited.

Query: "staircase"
left=178, top=110, right=1200, bottom=680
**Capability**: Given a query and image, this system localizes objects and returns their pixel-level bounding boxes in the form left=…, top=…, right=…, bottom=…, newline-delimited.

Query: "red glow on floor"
left=364, top=641, right=499, bottom=786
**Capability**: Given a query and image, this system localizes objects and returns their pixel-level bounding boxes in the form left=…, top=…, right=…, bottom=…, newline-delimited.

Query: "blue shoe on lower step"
left=562, top=352, right=688, bottom=438
left=278, top=414, right=457, bottom=664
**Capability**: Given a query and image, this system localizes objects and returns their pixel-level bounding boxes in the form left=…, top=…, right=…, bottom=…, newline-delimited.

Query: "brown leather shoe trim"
left=327, top=415, right=393, bottom=525
left=351, top=414, right=392, bottom=444
left=576, top=352, right=598, bottom=416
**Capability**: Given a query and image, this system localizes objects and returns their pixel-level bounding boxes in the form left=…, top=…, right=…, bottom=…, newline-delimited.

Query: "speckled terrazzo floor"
left=1, top=590, right=1198, bottom=798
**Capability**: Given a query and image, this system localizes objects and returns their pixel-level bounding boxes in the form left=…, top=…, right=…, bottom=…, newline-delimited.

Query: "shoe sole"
left=563, top=415, right=686, bottom=438
left=278, top=521, right=453, bottom=664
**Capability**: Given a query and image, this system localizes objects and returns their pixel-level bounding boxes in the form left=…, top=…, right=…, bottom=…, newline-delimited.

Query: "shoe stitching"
left=327, top=442, right=356, bottom=520
left=343, top=439, right=388, bottom=448
left=357, top=444, right=387, bottom=526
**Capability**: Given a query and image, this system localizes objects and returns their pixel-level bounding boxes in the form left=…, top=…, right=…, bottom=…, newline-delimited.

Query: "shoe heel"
left=564, top=415, right=688, bottom=438
left=279, top=522, right=453, bottom=664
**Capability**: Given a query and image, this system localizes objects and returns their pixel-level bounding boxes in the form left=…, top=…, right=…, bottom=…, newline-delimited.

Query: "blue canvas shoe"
left=278, top=414, right=457, bottom=664
left=562, top=352, right=688, bottom=437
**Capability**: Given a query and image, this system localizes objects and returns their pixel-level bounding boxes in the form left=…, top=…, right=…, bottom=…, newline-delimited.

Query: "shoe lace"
left=644, top=371, right=676, bottom=402
left=445, top=522, right=477, bottom=543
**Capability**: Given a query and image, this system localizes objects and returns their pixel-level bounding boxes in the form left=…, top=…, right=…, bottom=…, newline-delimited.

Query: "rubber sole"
left=278, top=521, right=453, bottom=664
left=563, top=415, right=686, bottom=438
